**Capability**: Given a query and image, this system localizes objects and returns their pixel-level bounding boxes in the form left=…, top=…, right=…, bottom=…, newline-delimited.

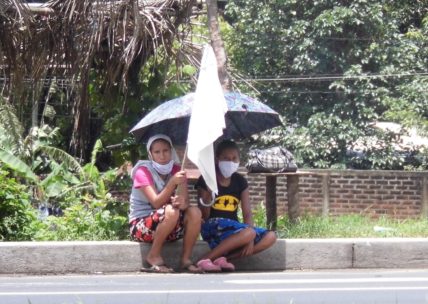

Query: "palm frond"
left=90, top=139, right=103, bottom=167
left=1, top=0, right=199, bottom=159
left=0, top=0, right=32, bottom=22
left=56, top=181, right=95, bottom=199
left=0, top=149, right=38, bottom=182
left=0, top=103, right=24, bottom=155
left=36, top=145, right=84, bottom=175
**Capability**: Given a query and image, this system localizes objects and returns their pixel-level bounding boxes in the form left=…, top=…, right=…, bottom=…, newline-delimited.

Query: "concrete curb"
left=1, top=238, right=428, bottom=274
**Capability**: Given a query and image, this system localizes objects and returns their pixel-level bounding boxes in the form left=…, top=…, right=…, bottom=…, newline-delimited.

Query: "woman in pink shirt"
left=129, top=134, right=202, bottom=273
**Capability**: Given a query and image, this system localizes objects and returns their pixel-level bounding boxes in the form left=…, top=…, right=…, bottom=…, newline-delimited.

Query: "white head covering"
left=146, top=134, right=180, bottom=164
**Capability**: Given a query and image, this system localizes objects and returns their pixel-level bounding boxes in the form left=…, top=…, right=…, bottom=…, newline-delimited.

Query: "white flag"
left=187, top=44, right=227, bottom=195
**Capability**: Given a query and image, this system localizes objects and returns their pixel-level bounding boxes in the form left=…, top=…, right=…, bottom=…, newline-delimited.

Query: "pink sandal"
left=213, top=257, right=235, bottom=272
left=196, top=259, right=222, bottom=272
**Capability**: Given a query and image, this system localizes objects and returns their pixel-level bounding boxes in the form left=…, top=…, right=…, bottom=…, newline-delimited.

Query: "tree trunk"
left=70, top=73, right=90, bottom=161
left=205, top=0, right=231, bottom=91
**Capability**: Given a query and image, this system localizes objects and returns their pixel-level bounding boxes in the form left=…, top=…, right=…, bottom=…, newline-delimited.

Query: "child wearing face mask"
left=195, top=139, right=277, bottom=272
left=129, top=134, right=203, bottom=273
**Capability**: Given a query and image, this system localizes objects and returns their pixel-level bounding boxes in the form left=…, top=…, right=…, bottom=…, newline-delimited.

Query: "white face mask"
left=152, top=159, right=174, bottom=175
left=218, top=161, right=239, bottom=178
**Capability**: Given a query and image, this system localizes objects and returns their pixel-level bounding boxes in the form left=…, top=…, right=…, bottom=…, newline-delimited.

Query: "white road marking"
left=1, top=286, right=428, bottom=296
left=225, top=277, right=428, bottom=284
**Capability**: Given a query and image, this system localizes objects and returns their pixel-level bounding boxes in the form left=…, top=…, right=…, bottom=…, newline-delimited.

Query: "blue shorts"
left=201, top=217, right=269, bottom=249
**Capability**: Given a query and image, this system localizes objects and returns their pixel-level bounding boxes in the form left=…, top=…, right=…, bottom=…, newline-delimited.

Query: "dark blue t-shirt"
left=195, top=173, right=248, bottom=221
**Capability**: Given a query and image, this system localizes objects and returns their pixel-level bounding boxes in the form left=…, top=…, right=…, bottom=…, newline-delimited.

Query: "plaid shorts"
left=129, top=205, right=184, bottom=243
left=201, top=217, right=269, bottom=249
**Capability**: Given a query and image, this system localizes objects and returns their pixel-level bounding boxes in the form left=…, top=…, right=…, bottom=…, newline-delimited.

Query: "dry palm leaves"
left=0, top=0, right=197, bottom=159
left=0, top=0, right=195, bottom=91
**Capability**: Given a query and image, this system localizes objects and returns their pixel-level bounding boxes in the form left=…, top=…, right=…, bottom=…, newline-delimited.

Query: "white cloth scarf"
left=146, top=134, right=180, bottom=175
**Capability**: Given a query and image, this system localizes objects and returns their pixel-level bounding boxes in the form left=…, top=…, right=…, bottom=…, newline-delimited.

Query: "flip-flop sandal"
left=141, top=262, right=174, bottom=273
left=196, top=259, right=222, bottom=273
left=180, top=261, right=203, bottom=274
left=213, top=257, right=235, bottom=272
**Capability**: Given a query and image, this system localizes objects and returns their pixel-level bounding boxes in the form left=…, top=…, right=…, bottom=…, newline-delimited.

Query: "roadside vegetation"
left=4, top=177, right=428, bottom=241
left=278, top=214, right=428, bottom=239
left=1, top=1, right=427, bottom=241
left=250, top=204, right=428, bottom=239
left=225, top=1, right=428, bottom=170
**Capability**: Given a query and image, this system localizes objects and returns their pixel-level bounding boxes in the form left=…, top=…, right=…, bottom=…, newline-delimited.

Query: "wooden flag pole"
left=175, top=145, right=188, bottom=197
left=181, top=145, right=188, bottom=170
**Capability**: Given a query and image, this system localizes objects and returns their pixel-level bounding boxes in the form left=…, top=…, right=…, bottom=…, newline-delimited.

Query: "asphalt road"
left=1, top=269, right=428, bottom=304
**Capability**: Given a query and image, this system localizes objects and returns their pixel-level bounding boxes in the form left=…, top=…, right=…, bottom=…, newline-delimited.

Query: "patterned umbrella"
left=130, top=92, right=282, bottom=145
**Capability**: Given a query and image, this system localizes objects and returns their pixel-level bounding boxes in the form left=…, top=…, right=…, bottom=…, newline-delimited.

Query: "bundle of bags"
left=245, top=146, right=298, bottom=173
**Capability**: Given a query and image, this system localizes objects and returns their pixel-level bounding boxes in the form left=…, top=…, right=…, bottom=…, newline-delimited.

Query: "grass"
left=250, top=203, right=428, bottom=238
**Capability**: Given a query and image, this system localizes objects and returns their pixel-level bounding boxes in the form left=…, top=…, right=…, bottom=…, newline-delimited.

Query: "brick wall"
left=119, top=161, right=428, bottom=219
left=242, top=169, right=428, bottom=219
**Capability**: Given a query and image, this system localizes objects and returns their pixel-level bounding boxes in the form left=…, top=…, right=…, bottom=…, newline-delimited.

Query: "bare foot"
left=145, top=255, right=164, bottom=268
left=180, top=260, right=203, bottom=273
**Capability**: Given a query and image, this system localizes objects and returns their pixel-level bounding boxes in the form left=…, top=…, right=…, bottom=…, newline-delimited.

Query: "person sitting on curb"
left=195, top=139, right=277, bottom=272
left=129, top=134, right=202, bottom=273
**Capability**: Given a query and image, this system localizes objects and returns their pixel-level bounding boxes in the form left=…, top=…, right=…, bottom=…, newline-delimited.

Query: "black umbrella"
left=130, top=91, right=282, bottom=145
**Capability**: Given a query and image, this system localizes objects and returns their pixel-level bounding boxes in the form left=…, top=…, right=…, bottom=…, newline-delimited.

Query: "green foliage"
left=287, top=113, right=362, bottom=168
left=27, top=139, right=130, bottom=241
left=37, top=145, right=83, bottom=175
left=0, top=150, right=38, bottom=181
left=0, top=169, right=36, bottom=241
left=0, top=100, right=129, bottom=241
left=413, top=148, right=428, bottom=170
left=0, top=102, right=24, bottom=154
left=225, top=0, right=428, bottom=169
left=4, top=2, right=428, bottom=243
left=88, top=47, right=195, bottom=165
left=31, top=198, right=128, bottom=241
left=276, top=214, right=428, bottom=238
left=251, top=203, right=428, bottom=238
left=0, top=103, right=117, bottom=207
left=0, top=102, right=79, bottom=181
left=346, top=128, right=413, bottom=170
left=251, top=202, right=268, bottom=228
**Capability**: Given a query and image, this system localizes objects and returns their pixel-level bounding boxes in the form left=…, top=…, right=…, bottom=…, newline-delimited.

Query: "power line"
left=177, top=71, right=428, bottom=85
left=234, top=72, right=428, bottom=83
left=257, top=89, right=428, bottom=95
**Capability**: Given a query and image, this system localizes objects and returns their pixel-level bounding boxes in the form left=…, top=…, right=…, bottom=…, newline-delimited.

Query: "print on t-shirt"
left=212, top=195, right=239, bottom=212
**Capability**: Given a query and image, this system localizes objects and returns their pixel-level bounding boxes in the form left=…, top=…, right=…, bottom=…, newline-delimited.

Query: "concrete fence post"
left=322, top=173, right=330, bottom=217
left=266, top=175, right=277, bottom=230
left=287, top=175, right=300, bottom=223
left=422, top=175, right=428, bottom=218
